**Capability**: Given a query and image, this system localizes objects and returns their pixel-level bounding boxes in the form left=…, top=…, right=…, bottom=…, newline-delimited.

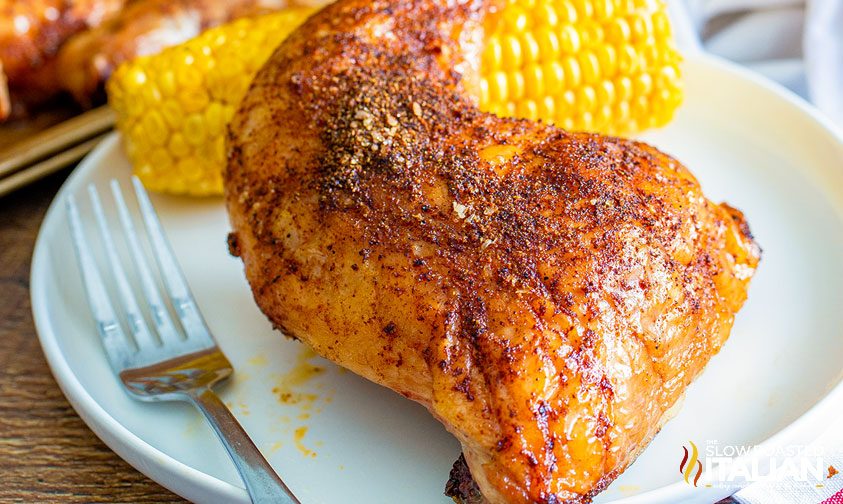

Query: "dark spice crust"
left=224, top=0, right=761, bottom=502
left=446, top=454, right=486, bottom=504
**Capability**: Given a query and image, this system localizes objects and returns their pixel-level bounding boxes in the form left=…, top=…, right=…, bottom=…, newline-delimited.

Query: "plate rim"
left=29, top=52, right=843, bottom=504
left=30, top=133, right=250, bottom=504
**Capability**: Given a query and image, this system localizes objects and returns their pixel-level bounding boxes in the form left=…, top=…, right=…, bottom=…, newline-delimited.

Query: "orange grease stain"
left=272, top=347, right=325, bottom=406
left=294, top=426, right=316, bottom=458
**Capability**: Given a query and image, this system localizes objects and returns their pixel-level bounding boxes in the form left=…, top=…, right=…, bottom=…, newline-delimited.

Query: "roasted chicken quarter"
left=224, top=0, right=761, bottom=502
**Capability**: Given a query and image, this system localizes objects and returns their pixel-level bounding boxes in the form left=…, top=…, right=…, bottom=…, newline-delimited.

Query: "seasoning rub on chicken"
left=224, top=0, right=761, bottom=502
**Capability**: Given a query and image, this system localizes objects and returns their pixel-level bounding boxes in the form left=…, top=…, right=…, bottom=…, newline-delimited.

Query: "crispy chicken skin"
left=224, top=0, right=761, bottom=502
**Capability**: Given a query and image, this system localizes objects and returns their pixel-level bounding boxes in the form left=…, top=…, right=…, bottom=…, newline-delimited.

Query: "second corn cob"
left=479, top=0, right=682, bottom=135
left=107, top=8, right=315, bottom=196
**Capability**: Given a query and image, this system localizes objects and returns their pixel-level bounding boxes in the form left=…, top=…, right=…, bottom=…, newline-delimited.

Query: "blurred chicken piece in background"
left=0, top=0, right=126, bottom=120
left=0, top=0, right=315, bottom=121
left=0, top=61, right=9, bottom=118
left=54, top=0, right=290, bottom=108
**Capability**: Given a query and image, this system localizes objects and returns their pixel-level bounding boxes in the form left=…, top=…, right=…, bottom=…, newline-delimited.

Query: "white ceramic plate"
left=31, top=54, right=843, bottom=504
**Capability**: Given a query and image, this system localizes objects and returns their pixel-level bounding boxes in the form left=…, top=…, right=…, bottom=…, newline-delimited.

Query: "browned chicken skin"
left=224, top=0, right=761, bottom=502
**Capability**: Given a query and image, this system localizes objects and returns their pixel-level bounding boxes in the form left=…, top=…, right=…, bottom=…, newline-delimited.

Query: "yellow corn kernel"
left=524, top=63, right=545, bottom=99
left=504, top=6, right=530, bottom=32
left=168, top=133, right=190, bottom=159
left=204, top=101, right=227, bottom=137
left=521, top=32, right=541, bottom=63
left=535, top=3, right=559, bottom=27
left=543, top=61, right=565, bottom=95
left=559, top=89, right=577, bottom=117
left=177, top=88, right=209, bottom=114
left=107, top=7, right=315, bottom=195
left=484, top=36, right=503, bottom=70
left=558, top=25, right=581, bottom=54
left=579, top=51, right=601, bottom=84
left=596, top=80, right=615, bottom=105
left=508, top=71, right=526, bottom=100
left=617, top=44, right=639, bottom=75
left=501, top=35, right=524, bottom=69
left=576, top=111, right=594, bottom=130
left=576, top=86, right=597, bottom=113
left=573, top=0, right=594, bottom=19
left=615, top=100, right=631, bottom=121
left=594, top=45, right=617, bottom=78
left=607, top=17, right=632, bottom=44
left=159, top=100, right=185, bottom=131
left=183, top=114, right=207, bottom=147
left=630, top=12, right=654, bottom=43
left=634, top=73, right=653, bottom=97
left=516, top=99, right=539, bottom=120
left=479, top=77, right=490, bottom=107
left=583, top=22, right=605, bottom=48
left=632, top=94, right=651, bottom=123
left=653, top=10, right=672, bottom=37
left=557, top=1, right=579, bottom=23
left=142, top=111, right=168, bottom=147
left=657, top=64, right=681, bottom=89
left=490, top=71, right=509, bottom=102
left=616, top=0, right=636, bottom=13
left=538, top=96, right=556, bottom=119
left=562, top=56, right=582, bottom=88
left=535, top=28, right=560, bottom=61
left=479, top=0, right=682, bottom=135
left=595, top=104, right=612, bottom=128
left=593, top=0, right=614, bottom=20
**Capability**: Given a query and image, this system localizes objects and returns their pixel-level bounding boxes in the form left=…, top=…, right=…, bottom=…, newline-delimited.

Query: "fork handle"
left=188, top=388, right=301, bottom=504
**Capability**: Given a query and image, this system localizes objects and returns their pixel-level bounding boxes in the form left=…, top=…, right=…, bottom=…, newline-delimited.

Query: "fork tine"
left=88, top=184, right=159, bottom=351
left=130, top=176, right=214, bottom=347
left=66, top=195, right=133, bottom=371
left=111, top=180, right=183, bottom=346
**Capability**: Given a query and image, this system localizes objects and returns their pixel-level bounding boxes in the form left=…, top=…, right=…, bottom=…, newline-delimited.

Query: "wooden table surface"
left=0, top=170, right=187, bottom=503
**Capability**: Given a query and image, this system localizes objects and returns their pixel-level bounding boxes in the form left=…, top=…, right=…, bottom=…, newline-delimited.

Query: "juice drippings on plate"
left=294, top=426, right=317, bottom=458
left=272, top=346, right=325, bottom=406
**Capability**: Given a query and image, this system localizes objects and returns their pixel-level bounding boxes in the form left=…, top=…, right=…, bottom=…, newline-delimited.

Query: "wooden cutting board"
left=0, top=105, right=80, bottom=150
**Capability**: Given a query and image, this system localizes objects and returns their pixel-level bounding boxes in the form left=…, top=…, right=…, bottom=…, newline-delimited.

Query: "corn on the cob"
left=107, top=8, right=315, bottom=196
left=478, top=0, right=682, bottom=135
left=109, top=1, right=681, bottom=196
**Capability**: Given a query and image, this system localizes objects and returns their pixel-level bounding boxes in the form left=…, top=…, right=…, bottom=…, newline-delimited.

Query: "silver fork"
left=66, top=176, right=300, bottom=504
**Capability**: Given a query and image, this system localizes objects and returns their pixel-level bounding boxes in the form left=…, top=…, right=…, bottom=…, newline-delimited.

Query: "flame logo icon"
left=680, top=441, right=703, bottom=487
